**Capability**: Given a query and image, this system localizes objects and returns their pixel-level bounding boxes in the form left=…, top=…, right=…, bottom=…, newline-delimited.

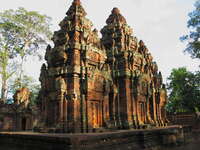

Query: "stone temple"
left=38, top=0, right=168, bottom=133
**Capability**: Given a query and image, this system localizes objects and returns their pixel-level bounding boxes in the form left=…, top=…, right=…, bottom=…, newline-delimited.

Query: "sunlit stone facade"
left=38, top=0, right=168, bottom=133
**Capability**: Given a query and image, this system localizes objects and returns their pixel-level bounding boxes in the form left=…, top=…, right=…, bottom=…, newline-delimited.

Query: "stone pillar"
left=125, top=78, right=134, bottom=128
left=58, top=99, right=63, bottom=123
left=133, top=96, right=139, bottom=128
left=103, top=94, right=110, bottom=127
left=63, top=98, right=67, bottom=132
left=118, top=77, right=129, bottom=129
left=71, top=75, right=82, bottom=133
left=153, top=91, right=158, bottom=126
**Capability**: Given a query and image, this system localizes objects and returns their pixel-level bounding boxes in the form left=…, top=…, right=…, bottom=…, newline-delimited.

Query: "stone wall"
left=0, top=126, right=190, bottom=150
left=0, top=94, right=38, bottom=132
left=0, top=111, right=37, bottom=131
left=167, top=112, right=200, bottom=130
left=167, top=112, right=196, bottom=126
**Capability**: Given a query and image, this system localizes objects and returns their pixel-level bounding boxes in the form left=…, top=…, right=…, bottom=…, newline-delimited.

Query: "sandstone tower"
left=38, top=0, right=168, bottom=133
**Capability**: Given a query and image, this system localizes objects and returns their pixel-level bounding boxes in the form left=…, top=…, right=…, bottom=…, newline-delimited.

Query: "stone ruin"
left=13, top=87, right=30, bottom=107
left=0, top=87, right=38, bottom=131
left=38, top=0, right=169, bottom=133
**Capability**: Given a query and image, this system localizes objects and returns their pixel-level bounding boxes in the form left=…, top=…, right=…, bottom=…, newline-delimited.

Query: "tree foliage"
left=181, top=0, right=200, bottom=59
left=0, top=7, right=52, bottom=85
left=166, top=67, right=200, bottom=112
left=0, top=7, right=52, bottom=57
left=170, top=0, right=200, bottom=113
left=0, top=7, right=52, bottom=101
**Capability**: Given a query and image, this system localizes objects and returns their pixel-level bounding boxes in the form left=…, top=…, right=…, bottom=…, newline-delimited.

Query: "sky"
left=0, top=0, right=199, bottom=83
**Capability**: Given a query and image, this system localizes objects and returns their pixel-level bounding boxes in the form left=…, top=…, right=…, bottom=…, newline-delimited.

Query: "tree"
left=181, top=0, right=200, bottom=59
left=0, top=7, right=52, bottom=101
left=0, top=21, right=21, bottom=102
left=0, top=7, right=52, bottom=87
left=166, top=67, right=200, bottom=113
left=0, top=50, right=18, bottom=102
left=169, top=0, right=200, bottom=113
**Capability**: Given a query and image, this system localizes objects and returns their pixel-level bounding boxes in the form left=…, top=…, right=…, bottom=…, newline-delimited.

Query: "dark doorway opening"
left=22, top=118, right=26, bottom=131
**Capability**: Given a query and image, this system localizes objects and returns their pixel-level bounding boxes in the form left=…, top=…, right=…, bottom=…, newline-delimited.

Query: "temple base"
left=0, top=125, right=192, bottom=150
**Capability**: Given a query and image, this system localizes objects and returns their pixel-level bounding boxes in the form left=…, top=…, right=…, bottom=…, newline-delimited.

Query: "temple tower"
left=39, top=0, right=111, bottom=133
left=38, top=1, right=169, bottom=133
left=101, top=8, right=139, bottom=129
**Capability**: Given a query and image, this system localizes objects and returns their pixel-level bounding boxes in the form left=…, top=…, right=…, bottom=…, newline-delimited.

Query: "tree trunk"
left=19, top=41, right=29, bottom=88
left=1, top=76, right=7, bottom=103
left=19, top=55, right=25, bottom=88
left=0, top=48, right=8, bottom=103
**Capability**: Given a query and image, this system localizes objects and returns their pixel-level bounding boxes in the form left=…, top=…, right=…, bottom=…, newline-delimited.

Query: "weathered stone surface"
left=0, top=88, right=38, bottom=131
left=0, top=126, right=190, bottom=150
left=13, top=87, right=30, bottom=107
left=38, top=0, right=169, bottom=133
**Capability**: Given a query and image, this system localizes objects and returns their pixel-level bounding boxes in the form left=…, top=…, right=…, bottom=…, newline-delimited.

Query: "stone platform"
left=0, top=126, right=191, bottom=150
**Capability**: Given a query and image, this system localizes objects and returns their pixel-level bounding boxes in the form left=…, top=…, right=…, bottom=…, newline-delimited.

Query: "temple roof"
left=106, top=7, right=127, bottom=25
left=73, top=0, right=81, bottom=5
left=66, top=0, right=87, bottom=17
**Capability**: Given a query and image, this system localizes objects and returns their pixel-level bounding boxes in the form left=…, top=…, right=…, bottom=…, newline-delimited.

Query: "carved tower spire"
left=106, top=7, right=127, bottom=25
left=39, top=0, right=109, bottom=133
left=66, top=0, right=86, bottom=17
left=38, top=2, right=169, bottom=133
left=101, top=7, right=137, bottom=52
left=101, top=8, right=139, bottom=129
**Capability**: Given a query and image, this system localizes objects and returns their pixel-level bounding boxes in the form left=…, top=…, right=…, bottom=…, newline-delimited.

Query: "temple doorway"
left=139, top=102, right=146, bottom=124
left=22, top=118, right=26, bottom=131
left=92, top=101, right=99, bottom=128
left=89, top=101, right=101, bottom=129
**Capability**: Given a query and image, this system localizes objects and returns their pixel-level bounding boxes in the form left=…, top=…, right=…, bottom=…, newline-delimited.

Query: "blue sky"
left=0, top=0, right=199, bottom=83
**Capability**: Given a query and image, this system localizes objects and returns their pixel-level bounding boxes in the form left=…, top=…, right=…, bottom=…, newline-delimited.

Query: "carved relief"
left=13, top=87, right=30, bottom=107
left=38, top=0, right=168, bottom=133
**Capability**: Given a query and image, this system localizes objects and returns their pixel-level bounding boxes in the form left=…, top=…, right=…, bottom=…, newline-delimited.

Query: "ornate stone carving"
left=13, top=87, right=30, bottom=107
left=38, top=0, right=168, bottom=133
